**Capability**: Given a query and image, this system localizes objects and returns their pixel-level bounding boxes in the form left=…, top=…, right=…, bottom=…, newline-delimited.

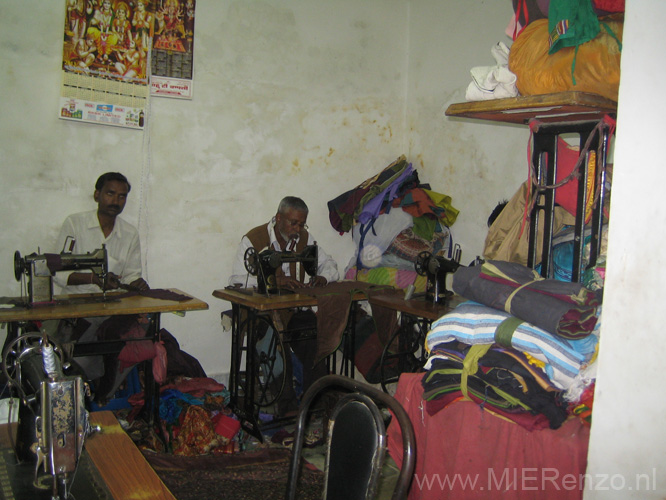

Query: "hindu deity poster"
left=150, top=0, right=196, bottom=99
left=60, top=0, right=155, bottom=128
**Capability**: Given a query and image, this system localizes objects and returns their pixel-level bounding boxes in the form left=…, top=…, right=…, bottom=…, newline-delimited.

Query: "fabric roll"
left=452, top=260, right=601, bottom=339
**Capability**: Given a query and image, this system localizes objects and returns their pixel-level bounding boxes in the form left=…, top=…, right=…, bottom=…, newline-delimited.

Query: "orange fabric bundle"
left=509, top=16, right=622, bottom=101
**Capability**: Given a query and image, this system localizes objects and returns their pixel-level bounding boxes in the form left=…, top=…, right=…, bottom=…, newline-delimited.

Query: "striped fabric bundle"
left=425, top=301, right=598, bottom=390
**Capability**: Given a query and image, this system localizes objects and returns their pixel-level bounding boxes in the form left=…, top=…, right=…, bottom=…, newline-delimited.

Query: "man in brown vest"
left=229, top=196, right=338, bottom=288
left=229, top=196, right=339, bottom=414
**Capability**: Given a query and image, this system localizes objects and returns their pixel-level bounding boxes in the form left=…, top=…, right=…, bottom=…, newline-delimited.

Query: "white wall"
left=2, top=0, right=663, bottom=494
left=0, top=0, right=518, bottom=378
left=584, top=1, right=666, bottom=498
left=405, top=2, right=528, bottom=261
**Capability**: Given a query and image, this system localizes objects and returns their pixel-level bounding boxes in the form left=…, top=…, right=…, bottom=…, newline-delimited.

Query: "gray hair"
left=277, top=196, right=309, bottom=215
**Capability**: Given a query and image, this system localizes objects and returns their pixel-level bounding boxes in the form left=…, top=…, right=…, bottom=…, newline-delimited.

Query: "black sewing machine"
left=14, top=245, right=108, bottom=306
left=244, top=245, right=318, bottom=295
left=414, top=245, right=461, bottom=304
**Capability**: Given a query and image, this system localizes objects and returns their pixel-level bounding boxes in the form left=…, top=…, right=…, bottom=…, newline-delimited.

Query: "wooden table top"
left=213, top=287, right=319, bottom=311
left=85, top=411, right=176, bottom=500
left=213, top=285, right=373, bottom=312
left=0, top=288, right=209, bottom=322
left=368, top=289, right=465, bottom=321
left=0, top=411, right=175, bottom=500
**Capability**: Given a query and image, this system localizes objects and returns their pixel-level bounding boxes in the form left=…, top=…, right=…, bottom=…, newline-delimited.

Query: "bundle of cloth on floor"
left=420, top=259, right=602, bottom=430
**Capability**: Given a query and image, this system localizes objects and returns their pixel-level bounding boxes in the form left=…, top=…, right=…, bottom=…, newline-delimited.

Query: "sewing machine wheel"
left=414, top=251, right=432, bottom=276
left=244, top=247, right=259, bottom=276
left=1, top=332, right=66, bottom=400
left=379, top=315, right=428, bottom=393
left=13, top=250, right=25, bottom=281
left=240, top=315, right=286, bottom=408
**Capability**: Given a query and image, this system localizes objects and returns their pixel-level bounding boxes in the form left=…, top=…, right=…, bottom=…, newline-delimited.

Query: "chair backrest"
left=325, top=392, right=386, bottom=499
left=285, top=374, right=416, bottom=500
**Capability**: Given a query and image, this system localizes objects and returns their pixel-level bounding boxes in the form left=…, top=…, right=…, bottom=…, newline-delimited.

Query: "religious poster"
left=59, top=0, right=155, bottom=129
left=150, top=0, right=196, bottom=99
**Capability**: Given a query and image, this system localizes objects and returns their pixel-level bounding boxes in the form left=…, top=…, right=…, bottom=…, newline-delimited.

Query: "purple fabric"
left=117, top=289, right=193, bottom=302
left=357, top=164, right=414, bottom=225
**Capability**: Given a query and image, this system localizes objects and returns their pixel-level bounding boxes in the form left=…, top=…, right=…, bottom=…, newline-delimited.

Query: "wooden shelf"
left=445, top=91, right=617, bottom=125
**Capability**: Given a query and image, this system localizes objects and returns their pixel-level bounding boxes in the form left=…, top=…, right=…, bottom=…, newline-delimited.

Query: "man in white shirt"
left=55, top=172, right=148, bottom=293
left=229, top=196, right=339, bottom=414
left=54, top=172, right=149, bottom=405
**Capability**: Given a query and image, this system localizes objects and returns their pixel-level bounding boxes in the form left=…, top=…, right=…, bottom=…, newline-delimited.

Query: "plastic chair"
left=285, top=374, right=416, bottom=500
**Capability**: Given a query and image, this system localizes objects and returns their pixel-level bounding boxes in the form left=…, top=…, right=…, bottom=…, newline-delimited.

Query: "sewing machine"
left=243, top=245, right=318, bottom=295
left=414, top=246, right=461, bottom=304
left=14, top=245, right=108, bottom=306
left=2, top=332, right=98, bottom=499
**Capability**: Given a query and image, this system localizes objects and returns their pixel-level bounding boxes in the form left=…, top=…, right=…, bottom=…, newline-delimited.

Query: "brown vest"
left=245, top=223, right=310, bottom=283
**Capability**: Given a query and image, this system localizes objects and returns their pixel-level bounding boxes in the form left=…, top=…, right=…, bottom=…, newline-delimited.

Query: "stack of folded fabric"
left=420, top=260, right=602, bottom=429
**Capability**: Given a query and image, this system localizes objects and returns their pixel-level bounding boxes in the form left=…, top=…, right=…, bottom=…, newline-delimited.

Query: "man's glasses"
left=286, top=219, right=308, bottom=230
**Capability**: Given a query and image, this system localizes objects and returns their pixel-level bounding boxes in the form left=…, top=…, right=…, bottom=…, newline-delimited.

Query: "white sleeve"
left=119, top=230, right=143, bottom=285
left=308, top=233, right=339, bottom=283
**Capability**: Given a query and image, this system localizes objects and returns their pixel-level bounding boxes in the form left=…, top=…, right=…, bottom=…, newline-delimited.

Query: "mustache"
left=108, top=205, right=121, bottom=210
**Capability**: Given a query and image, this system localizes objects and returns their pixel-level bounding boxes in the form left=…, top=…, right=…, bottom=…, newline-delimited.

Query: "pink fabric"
left=118, top=339, right=167, bottom=384
left=388, top=373, right=590, bottom=500
left=152, top=341, right=167, bottom=384
left=116, top=320, right=158, bottom=371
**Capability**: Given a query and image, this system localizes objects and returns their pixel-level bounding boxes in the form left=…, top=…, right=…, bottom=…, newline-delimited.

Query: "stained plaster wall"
left=3, top=0, right=666, bottom=494
left=1, top=0, right=522, bottom=379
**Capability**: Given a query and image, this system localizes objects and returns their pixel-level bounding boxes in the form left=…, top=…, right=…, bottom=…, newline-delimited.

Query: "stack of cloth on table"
left=420, top=259, right=602, bottom=430
left=327, top=155, right=460, bottom=292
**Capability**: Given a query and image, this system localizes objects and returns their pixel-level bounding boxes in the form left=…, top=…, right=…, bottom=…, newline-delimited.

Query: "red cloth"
left=387, top=373, right=590, bottom=500
left=212, top=413, right=241, bottom=440
left=160, top=377, right=226, bottom=397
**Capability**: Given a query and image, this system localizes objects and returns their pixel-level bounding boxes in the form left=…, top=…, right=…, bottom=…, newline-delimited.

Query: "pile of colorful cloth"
left=328, top=155, right=459, bottom=292
left=120, top=376, right=241, bottom=456
left=420, top=260, right=602, bottom=430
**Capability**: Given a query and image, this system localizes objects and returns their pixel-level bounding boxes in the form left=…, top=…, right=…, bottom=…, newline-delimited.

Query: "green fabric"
left=548, top=0, right=600, bottom=54
left=423, top=189, right=460, bottom=227
left=424, top=349, right=530, bottom=411
left=412, top=216, right=437, bottom=241
left=461, top=344, right=491, bottom=400
left=494, top=316, right=524, bottom=348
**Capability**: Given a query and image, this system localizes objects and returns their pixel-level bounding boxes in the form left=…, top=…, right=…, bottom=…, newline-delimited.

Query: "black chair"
left=285, top=374, right=416, bottom=500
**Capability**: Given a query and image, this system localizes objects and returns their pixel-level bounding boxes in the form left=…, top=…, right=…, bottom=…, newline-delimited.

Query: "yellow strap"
left=505, top=278, right=540, bottom=313
left=461, top=344, right=492, bottom=400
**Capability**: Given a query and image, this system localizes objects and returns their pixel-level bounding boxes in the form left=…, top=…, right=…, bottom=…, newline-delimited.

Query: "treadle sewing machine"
left=2, top=332, right=99, bottom=499
left=0, top=246, right=109, bottom=497
left=243, top=244, right=318, bottom=295
left=13, top=244, right=108, bottom=306
left=414, top=245, right=462, bottom=304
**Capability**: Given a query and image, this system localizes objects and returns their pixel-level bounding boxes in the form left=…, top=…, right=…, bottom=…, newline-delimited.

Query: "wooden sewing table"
left=0, top=411, right=175, bottom=499
left=213, top=285, right=368, bottom=439
left=0, top=289, right=209, bottom=425
left=368, top=289, right=465, bottom=391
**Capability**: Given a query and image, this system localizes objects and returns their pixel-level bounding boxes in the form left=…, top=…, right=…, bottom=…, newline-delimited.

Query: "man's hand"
left=128, top=278, right=150, bottom=291
left=276, top=275, right=302, bottom=290
left=99, top=272, right=121, bottom=290
left=309, top=276, right=328, bottom=287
